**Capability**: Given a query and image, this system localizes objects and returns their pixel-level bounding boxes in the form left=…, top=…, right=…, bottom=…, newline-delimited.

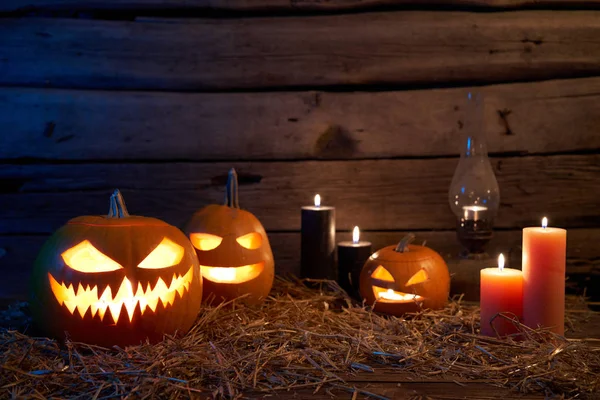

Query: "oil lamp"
left=448, top=92, right=500, bottom=257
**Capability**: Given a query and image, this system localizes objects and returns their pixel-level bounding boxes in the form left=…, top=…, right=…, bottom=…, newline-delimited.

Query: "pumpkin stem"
left=224, top=168, right=240, bottom=209
left=107, top=189, right=130, bottom=218
left=395, top=233, right=415, bottom=253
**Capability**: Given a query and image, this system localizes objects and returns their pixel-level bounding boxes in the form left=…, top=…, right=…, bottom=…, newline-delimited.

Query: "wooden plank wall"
left=1, top=0, right=599, bottom=300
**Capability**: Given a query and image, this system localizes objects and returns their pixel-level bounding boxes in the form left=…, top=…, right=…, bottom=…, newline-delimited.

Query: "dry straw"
left=1, top=278, right=598, bottom=399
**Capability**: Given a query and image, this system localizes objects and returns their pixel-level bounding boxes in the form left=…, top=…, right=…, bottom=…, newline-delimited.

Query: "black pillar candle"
left=301, top=194, right=336, bottom=279
left=337, top=227, right=372, bottom=299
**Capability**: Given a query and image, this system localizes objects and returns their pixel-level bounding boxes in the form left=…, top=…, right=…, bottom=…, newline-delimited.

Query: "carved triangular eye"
left=371, top=265, right=395, bottom=282
left=236, top=232, right=262, bottom=250
left=405, top=269, right=429, bottom=286
left=138, top=238, right=184, bottom=269
left=190, top=233, right=223, bottom=251
left=62, top=240, right=123, bottom=273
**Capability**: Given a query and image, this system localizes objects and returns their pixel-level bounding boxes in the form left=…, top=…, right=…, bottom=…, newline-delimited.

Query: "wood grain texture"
left=2, top=229, right=598, bottom=299
left=3, top=78, right=600, bottom=161
left=3, top=0, right=600, bottom=12
left=0, top=155, right=598, bottom=234
left=1, top=12, right=600, bottom=90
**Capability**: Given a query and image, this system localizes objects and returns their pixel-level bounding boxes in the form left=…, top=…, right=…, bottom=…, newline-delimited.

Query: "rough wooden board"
left=1, top=12, right=600, bottom=90
left=3, top=78, right=600, bottom=160
left=1, top=155, right=599, bottom=233
left=3, top=0, right=600, bottom=12
left=242, top=382, right=546, bottom=399
left=2, top=229, right=598, bottom=300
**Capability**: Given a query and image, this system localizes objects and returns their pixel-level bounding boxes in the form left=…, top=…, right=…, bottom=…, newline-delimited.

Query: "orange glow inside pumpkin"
left=235, top=232, right=262, bottom=249
left=61, top=240, right=123, bottom=273
left=49, top=267, right=194, bottom=323
left=190, top=233, right=223, bottom=251
left=138, top=238, right=184, bottom=269
left=375, top=288, right=424, bottom=302
left=370, top=265, right=427, bottom=303
left=405, top=269, right=429, bottom=286
left=371, top=265, right=394, bottom=282
left=201, top=262, right=265, bottom=284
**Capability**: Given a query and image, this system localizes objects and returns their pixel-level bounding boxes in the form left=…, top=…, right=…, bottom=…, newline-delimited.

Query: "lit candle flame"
left=352, top=226, right=360, bottom=243
left=380, top=289, right=400, bottom=300
left=542, top=217, right=548, bottom=229
left=498, top=253, right=505, bottom=271
left=378, top=289, right=422, bottom=302
left=314, top=194, right=321, bottom=207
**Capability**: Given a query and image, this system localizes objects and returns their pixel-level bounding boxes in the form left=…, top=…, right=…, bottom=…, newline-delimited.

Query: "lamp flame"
left=314, top=194, right=321, bottom=207
left=542, top=217, right=548, bottom=229
left=353, top=226, right=360, bottom=243
left=498, top=253, right=505, bottom=271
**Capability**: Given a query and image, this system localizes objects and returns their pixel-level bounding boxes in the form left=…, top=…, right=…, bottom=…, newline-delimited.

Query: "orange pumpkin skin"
left=359, top=240, right=450, bottom=317
left=30, top=191, right=202, bottom=347
left=184, top=169, right=274, bottom=305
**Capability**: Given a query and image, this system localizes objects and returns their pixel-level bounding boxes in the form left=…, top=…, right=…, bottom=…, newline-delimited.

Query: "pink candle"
left=480, top=254, right=523, bottom=337
left=522, top=217, right=567, bottom=335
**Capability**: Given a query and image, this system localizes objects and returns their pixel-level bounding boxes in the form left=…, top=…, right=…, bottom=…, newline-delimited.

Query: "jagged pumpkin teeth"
left=48, top=267, right=194, bottom=323
left=31, top=190, right=203, bottom=347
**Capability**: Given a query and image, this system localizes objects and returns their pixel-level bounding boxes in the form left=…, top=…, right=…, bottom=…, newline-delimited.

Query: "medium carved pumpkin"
left=30, top=190, right=202, bottom=347
left=359, top=234, right=450, bottom=317
left=184, top=169, right=274, bottom=305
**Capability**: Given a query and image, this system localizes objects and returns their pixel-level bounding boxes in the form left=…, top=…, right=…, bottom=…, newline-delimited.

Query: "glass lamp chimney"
left=448, top=93, right=500, bottom=256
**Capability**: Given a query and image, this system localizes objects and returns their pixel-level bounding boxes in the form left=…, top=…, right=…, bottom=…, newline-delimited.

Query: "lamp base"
left=456, top=219, right=493, bottom=254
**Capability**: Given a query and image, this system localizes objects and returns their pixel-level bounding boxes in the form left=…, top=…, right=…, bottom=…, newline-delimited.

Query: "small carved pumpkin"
left=184, top=169, right=274, bottom=305
left=359, top=234, right=450, bottom=317
left=29, top=190, right=202, bottom=347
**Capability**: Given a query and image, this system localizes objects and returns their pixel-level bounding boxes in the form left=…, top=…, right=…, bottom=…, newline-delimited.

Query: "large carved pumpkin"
left=359, top=234, right=450, bottom=317
left=184, top=169, right=274, bottom=305
left=30, top=190, right=202, bottom=347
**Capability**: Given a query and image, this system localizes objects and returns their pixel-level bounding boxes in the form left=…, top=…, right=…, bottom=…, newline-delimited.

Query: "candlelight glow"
left=377, top=288, right=423, bottom=302
left=352, top=226, right=360, bottom=243
left=138, top=238, right=184, bottom=269
left=49, top=267, right=193, bottom=322
left=201, top=262, right=265, bottom=283
left=498, top=253, right=505, bottom=271
left=61, top=240, right=123, bottom=273
left=314, top=194, right=321, bottom=207
left=542, top=217, right=548, bottom=229
left=190, top=233, right=223, bottom=251
left=462, top=205, right=488, bottom=220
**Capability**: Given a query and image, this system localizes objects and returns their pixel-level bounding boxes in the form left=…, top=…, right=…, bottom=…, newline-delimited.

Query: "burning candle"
left=301, top=194, right=336, bottom=279
left=480, top=254, right=523, bottom=337
left=337, top=226, right=372, bottom=299
left=378, top=289, right=422, bottom=302
left=463, top=205, right=488, bottom=221
left=522, top=217, right=566, bottom=335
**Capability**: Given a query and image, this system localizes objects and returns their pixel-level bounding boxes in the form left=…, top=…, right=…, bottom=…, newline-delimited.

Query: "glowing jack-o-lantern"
left=29, top=190, right=202, bottom=347
left=184, top=168, right=274, bottom=305
left=359, top=234, right=450, bottom=317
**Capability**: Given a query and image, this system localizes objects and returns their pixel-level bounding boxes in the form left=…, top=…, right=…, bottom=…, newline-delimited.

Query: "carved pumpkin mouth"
left=48, top=266, right=194, bottom=323
left=200, top=262, right=265, bottom=284
left=372, top=286, right=424, bottom=303
left=370, top=265, right=428, bottom=304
